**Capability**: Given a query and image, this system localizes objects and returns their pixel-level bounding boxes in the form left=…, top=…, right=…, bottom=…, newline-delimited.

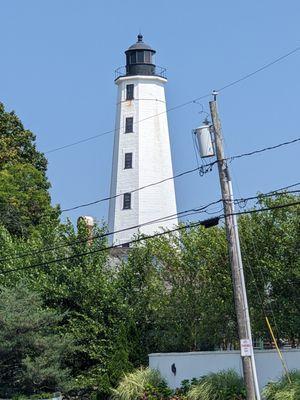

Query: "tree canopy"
left=1, top=194, right=299, bottom=398
left=0, top=283, right=71, bottom=398
left=0, top=102, right=58, bottom=236
left=0, top=101, right=299, bottom=398
left=0, top=102, right=47, bottom=172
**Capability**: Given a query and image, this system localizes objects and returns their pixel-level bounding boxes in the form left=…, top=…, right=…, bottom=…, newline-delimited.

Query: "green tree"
left=0, top=188, right=298, bottom=395
left=0, top=220, right=132, bottom=395
left=0, top=102, right=47, bottom=172
left=239, top=194, right=300, bottom=344
left=0, top=163, right=57, bottom=236
left=117, top=226, right=236, bottom=362
left=116, top=244, right=169, bottom=366
left=116, top=193, right=299, bottom=362
left=0, top=102, right=58, bottom=236
left=23, top=220, right=131, bottom=394
left=0, top=282, right=72, bottom=398
left=150, top=226, right=235, bottom=352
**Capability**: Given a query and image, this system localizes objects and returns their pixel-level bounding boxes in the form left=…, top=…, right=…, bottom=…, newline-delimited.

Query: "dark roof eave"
left=125, top=45, right=156, bottom=53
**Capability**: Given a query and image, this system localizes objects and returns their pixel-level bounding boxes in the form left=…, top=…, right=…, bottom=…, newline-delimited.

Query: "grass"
left=187, top=369, right=246, bottom=400
left=263, top=370, right=300, bottom=400
left=111, top=367, right=168, bottom=400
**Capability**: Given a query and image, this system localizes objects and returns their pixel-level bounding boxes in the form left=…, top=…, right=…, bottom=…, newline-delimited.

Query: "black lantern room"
left=125, top=34, right=156, bottom=76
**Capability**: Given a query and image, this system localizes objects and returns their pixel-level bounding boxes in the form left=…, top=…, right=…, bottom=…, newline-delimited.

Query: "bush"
left=112, top=367, right=172, bottom=400
left=263, top=370, right=300, bottom=400
left=187, top=369, right=246, bottom=400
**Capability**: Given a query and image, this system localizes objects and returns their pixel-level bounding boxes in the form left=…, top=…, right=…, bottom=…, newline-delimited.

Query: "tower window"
left=137, top=51, right=144, bottom=63
left=124, top=152, right=133, bottom=169
left=126, top=84, right=134, bottom=100
left=123, top=193, right=131, bottom=209
left=144, top=51, right=151, bottom=63
left=125, top=117, right=133, bottom=133
left=130, top=53, right=136, bottom=64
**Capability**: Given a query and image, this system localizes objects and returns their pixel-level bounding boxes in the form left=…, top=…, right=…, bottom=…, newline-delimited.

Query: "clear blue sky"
left=1, top=0, right=299, bottom=226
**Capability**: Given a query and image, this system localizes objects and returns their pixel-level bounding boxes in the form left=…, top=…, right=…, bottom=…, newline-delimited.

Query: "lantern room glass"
left=127, top=51, right=153, bottom=65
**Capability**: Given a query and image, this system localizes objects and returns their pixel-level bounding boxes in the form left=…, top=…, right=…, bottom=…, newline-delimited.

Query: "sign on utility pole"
left=195, top=94, right=261, bottom=400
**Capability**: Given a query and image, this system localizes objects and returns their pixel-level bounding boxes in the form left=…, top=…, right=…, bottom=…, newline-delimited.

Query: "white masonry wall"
left=149, top=350, right=300, bottom=390
left=108, top=75, right=178, bottom=245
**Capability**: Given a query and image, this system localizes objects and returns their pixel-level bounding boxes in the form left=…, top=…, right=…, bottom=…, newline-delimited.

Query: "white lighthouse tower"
left=108, top=34, right=178, bottom=246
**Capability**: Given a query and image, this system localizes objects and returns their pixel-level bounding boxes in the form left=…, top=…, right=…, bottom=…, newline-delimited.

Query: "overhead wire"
left=228, top=200, right=300, bottom=218
left=0, top=217, right=217, bottom=275
left=217, top=46, right=300, bottom=92
left=2, top=200, right=300, bottom=275
left=44, top=93, right=211, bottom=154
left=0, top=199, right=300, bottom=272
left=60, top=136, right=300, bottom=213
left=227, top=137, right=300, bottom=163
left=44, top=46, right=300, bottom=155
left=61, top=164, right=213, bottom=213
left=0, top=198, right=224, bottom=263
left=171, top=187, right=300, bottom=224
left=2, top=186, right=299, bottom=264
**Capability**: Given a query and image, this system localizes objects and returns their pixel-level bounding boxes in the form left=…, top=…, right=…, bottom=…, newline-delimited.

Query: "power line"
left=1, top=200, right=300, bottom=275
left=44, top=94, right=210, bottom=154
left=0, top=217, right=215, bottom=275
left=217, top=46, right=300, bottom=92
left=265, top=182, right=300, bottom=193
left=61, top=164, right=213, bottom=213
left=228, top=137, right=300, bottom=162
left=170, top=184, right=300, bottom=222
left=0, top=198, right=223, bottom=263
left=3, top=185, right=299, bottom=263
left=0, top=193, right=300, bottom=262
left=228, top=200, right=300, bottom=218
left=59, top=136, right=300, bottom=213
left=2, top=186, right=299, bottom=263
left=44, top=46, right=300, bottom=155
left=233, top=187, right=300, bottom=207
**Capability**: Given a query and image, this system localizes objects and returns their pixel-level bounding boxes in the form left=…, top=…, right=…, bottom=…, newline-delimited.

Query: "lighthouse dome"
left=126, top=34, right=156, bottom=52
left=125, top=34, right=156, bottom=76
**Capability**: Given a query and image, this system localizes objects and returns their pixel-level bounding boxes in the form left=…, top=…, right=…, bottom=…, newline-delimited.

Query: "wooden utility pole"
left=209, top=97, right=260, bottom=400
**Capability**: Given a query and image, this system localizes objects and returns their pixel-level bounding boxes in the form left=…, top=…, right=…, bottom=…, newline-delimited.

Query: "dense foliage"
left=263, top=371, right=300, bottom=400
left=112, top=368, right=171, bottom=400
left=112, top=368, right=246, bottom=400
left=187, top=370, right=246, bottom=400
left=0, top=194, right=299, bottom=397
left=0, top=102, right=58, bottom=236
left=0, top=103, right=299, bottom=398
left=0, top=283, right=71, bottom=398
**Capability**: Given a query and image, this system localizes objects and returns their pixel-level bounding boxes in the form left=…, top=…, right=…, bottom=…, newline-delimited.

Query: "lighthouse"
left=108, top=34, right=178, bottom=246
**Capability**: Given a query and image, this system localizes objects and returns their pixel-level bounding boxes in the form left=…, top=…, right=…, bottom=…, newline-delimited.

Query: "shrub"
left=187, top=369, right=246, bottom=400
left=112, top=367, right=172, bottom=400
left=177, top=378, right=201, bottom=396
left=263, top=370, right=300, bottom=400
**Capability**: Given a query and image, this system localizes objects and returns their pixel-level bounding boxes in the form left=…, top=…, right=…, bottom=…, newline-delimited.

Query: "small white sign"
left=240, top=339, right=252, bottom=357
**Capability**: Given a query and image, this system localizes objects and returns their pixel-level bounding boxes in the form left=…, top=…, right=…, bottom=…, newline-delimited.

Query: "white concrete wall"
left=149, top=350, right=300, bottom=389
left=108, top=75, right=178, bottom=245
